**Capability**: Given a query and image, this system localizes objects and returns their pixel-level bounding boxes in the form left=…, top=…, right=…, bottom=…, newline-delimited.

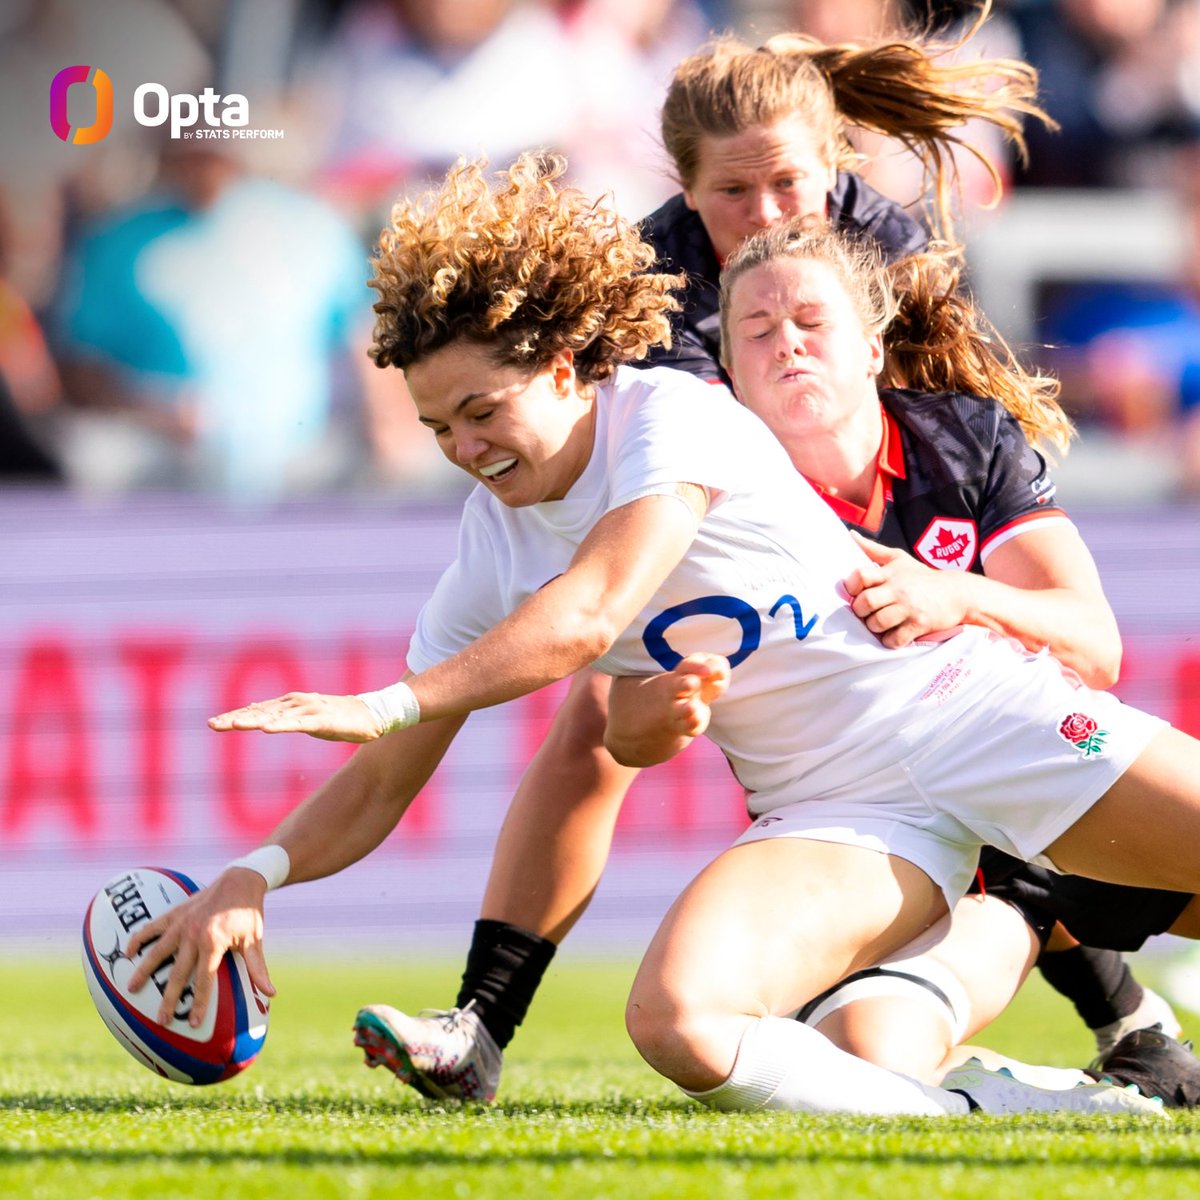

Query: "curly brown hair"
left=370, top=154, right=683, bottom=383
left=661, top=1, right=1052, bottom=241
left=719, top=222, right=1073, bottom=457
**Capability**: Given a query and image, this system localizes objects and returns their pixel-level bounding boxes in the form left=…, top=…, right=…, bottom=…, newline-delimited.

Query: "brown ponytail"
left=883, top=248, right=1072, bottom=456
left=662, top=2, right=1052, bottom=241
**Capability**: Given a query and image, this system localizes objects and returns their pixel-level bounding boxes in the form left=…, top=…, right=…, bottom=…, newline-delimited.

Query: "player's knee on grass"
left=625, top=991, right=741, bottom=1090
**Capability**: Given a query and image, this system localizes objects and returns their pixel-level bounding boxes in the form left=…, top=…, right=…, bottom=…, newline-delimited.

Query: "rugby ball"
left=82, top=866, right=269, bottom=1084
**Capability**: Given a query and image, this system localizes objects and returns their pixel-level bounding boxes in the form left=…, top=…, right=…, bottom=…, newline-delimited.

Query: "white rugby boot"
left=941, top=1058, right=1167, bottom=1117
left=353, top=1001, right=502, bottom=1101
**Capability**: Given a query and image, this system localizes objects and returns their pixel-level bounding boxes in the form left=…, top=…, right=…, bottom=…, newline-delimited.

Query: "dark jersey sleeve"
left=976, top=407, right=1065, bottom=553
left=827, top=172, right=929, bottom=262
left=643, top=319, right=727, bottom=384
left=639, top=195, right=729, bottom=385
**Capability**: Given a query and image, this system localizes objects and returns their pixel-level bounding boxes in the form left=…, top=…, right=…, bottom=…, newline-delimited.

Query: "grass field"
left=4, top=956, right=1200, bottom=1199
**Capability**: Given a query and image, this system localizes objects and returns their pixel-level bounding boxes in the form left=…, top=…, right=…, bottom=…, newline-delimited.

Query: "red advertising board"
left=3, top=493, right=1198, bottom=951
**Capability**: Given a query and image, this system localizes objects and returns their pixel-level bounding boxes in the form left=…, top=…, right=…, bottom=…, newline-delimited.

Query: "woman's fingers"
left=209, top=692, right=381, bottom=742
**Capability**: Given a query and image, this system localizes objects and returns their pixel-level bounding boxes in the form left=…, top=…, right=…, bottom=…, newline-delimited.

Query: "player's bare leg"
left=808, top=892, right=1039, bottom=1082
left=355, top=671, right=636, bottom=1099
left=625, top=837, right=1162, bottom=1116
left=1047, top=728, right=1200, bottom=891
left=480, top=671, right=635, bottom=942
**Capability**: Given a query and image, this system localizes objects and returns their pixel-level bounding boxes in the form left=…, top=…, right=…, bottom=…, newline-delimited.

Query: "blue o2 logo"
left=642, top=593, right=817, bottom=672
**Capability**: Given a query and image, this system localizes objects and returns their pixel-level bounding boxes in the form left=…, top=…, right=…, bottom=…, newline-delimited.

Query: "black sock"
left=1037, top=945, right=1144, bottom=1030
left=454, top=918, right=558, bottom=1050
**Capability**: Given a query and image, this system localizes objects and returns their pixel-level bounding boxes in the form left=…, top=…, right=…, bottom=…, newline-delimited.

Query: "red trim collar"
left=808, top=405, right=905, bottom=531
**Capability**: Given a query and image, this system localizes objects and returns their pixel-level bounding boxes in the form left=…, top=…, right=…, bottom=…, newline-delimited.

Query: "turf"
left=4, top=957, right=1200, bottom=1199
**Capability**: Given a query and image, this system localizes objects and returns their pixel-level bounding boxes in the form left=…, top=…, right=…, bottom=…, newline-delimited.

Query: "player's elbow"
left=1078, top=648, right=1120, bottom=690
left=1076, top=625, right=1123, bottom=690
left=556, top=607, right=622, bottom=671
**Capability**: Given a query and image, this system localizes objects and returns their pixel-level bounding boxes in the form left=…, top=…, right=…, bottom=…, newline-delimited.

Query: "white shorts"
left=734, top=649, right=1167, bottom=908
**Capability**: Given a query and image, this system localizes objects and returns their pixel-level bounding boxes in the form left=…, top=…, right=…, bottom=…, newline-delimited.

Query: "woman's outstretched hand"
left=209, top=692, right=385, bottom=742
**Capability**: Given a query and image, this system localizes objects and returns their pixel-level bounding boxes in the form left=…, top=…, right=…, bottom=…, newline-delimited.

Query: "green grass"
left=4, top=956, right=1200, bottom=1199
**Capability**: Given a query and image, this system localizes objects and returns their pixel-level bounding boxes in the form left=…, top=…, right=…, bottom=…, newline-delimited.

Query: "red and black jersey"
left=638, top=172, right=929, bottom=387
left=826, top=388, right=1067, bottom=573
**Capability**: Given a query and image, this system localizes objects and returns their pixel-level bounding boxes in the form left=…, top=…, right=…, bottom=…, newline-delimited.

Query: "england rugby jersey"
left=815, top=388, right=1071, bottom=572
left=407, top=366, right=1008, bottom=811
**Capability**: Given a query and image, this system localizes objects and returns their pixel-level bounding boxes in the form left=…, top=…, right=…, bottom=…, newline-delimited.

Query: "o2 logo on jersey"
left=914, top=517, right=977, bottom=571
left=643, top=593, right=818, bottom=672
left=50, top=65, right=114, bottom=144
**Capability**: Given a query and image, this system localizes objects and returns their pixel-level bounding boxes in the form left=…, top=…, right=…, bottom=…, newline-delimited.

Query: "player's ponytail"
left=761, top=6, right=1051, bottom=237
left=662, top=3, right=1053, bottom=241
left=882, top=247, right=1072, bottom=456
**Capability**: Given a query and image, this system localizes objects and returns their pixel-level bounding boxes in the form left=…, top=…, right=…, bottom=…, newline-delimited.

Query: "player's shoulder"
left=607, top=365, right=780, bottom=462
left=884, top=387, right=1009, bottom=453
left=611, top=362, right=726, bottom=404
left=828, top=172, right=929, bottom=262
left=640, top=194, right=717, bottom=280
left=640, top=193, right=694, bottom=251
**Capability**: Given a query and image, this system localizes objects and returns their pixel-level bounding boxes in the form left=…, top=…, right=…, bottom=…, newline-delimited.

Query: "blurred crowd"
left=1, top=0, right=1198, bottom=502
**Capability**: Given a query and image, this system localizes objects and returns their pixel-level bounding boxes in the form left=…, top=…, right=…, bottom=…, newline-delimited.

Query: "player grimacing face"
left=724, top=256, right=884, bottom=447
left=406, top=342, right=597, bottom=507
left=683, top=114, right=838, bottom=262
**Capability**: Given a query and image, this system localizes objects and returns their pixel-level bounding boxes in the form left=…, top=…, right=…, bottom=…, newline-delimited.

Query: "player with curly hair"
left=368, top=153, right=680, bottom=380
left=325, top=13, right=1185, bottom=1103
left=129, top=160, right=1200, bottom=1117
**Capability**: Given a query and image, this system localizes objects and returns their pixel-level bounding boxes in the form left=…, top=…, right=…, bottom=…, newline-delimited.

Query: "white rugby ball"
left=82, top=866, right=269, bottom=1084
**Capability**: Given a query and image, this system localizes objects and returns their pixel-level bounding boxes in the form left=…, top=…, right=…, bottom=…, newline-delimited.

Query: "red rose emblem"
left=1059, top=713, right=1098, bottom=743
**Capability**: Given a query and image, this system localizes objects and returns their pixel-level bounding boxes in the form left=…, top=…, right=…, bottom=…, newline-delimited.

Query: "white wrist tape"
left=225, top=844, right=290, bottom=891
left=355, top=680, right=421, bottom=733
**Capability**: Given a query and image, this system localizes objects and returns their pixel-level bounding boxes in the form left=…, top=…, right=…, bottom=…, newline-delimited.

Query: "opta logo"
left=133, top=83, right=249, bottom=139
left=51, top=67, right=257, bottom=143
left=50, top=64, right=114, bottom=144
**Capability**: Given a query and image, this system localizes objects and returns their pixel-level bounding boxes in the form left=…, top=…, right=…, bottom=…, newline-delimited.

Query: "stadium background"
left=1, top=0, right=1199, bottom=962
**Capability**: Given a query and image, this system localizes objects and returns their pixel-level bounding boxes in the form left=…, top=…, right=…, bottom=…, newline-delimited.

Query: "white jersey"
left=408, top=365, right=1008, bottom=812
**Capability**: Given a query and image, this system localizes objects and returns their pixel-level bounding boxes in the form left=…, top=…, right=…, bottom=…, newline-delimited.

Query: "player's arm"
left=125, top=712, right=464, bottom=1027
left=605, top=652, right=731, bottom=768
left=209, top=486, right=711, bottom=740
left=844, top=522, right=1121, bottom=687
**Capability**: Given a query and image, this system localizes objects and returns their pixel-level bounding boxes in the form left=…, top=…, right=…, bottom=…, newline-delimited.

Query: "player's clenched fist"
left=605, top=652, right=731, bottom=768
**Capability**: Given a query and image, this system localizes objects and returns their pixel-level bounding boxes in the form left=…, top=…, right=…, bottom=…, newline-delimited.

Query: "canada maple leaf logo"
left=914, top=517, right=977, bottom=571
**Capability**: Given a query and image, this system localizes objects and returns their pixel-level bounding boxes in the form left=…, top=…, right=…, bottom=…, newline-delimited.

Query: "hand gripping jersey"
left=408, top=366, right=1010, bottom=813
